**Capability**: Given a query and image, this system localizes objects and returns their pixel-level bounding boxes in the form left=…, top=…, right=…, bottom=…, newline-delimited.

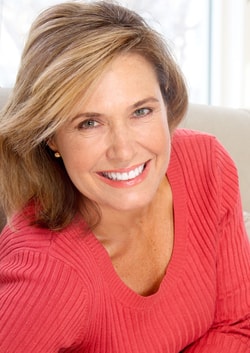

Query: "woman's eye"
left=133, top=108, right=152, bottom=117
left=78, top=119, right=99, bottom=129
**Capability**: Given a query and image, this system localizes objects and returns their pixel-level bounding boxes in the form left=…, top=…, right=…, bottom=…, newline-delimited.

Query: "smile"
left=101, top=163, right=145, bottom=181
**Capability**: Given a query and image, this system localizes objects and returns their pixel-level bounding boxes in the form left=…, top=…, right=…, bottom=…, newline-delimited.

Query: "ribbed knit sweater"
left=0, top=129, right=249, bottom=352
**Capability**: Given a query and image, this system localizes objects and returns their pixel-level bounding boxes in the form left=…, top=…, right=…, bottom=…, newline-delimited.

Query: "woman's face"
left=49, top=53, right=171, bottom=214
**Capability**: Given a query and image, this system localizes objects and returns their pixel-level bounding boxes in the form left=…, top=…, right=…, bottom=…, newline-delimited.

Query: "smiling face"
left=49, top=53, right=171, bottom=217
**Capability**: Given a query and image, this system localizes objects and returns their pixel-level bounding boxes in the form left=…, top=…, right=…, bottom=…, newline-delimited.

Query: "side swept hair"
left=0, top=1, right=188, bottom=230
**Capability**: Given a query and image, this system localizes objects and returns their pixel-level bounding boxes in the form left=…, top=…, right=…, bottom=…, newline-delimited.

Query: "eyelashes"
left=76, top=107, right=154, bottom=131
left=133, top=107, right=152, bottom=117
left=77, top=119, right=100, bottom=130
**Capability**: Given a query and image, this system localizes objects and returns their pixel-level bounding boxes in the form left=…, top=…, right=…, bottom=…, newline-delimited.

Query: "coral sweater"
left=0, top=130, right=249, bottom=353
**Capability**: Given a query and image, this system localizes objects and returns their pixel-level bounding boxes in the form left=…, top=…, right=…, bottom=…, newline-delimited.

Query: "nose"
left=106, top=124, right=136, bottom=163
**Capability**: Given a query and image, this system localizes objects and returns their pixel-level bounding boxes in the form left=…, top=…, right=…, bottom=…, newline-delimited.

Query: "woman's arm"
left=183, top=140, right=250, bottom=352
left=0, top=248, right=87, bottom=352
left=184, top=220, right=250, bottom=351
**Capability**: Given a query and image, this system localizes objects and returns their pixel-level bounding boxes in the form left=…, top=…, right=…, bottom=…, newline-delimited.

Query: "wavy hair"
left=0, top=1, right=188, bottom=230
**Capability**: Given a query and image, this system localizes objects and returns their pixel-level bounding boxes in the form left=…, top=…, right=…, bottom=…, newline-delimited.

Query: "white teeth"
left=102, top=164, right=145, bottom=181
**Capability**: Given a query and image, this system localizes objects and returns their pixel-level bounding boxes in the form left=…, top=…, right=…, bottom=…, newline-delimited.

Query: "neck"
left=92, top=177, right=172, bottom=251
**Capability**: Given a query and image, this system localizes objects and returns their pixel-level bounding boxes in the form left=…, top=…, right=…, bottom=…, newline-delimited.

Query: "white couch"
left=0, top=88, right=250, bottom=237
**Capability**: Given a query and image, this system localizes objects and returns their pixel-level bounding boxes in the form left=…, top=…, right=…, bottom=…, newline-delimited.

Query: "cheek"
left=59, top=138, right=108, bottom=189
left=61, top=154, right=96, bottom=196
left=153, top=122, right=171, bottom=170
left=62, top=150, right=95, bottom=175
left=149, top=119, right=171, bottom=153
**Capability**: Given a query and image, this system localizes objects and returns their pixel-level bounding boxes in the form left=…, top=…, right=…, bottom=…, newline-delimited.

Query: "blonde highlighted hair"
left=0, top=1, right=188, bottom=230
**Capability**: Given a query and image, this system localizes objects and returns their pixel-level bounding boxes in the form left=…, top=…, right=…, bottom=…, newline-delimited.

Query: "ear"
left=46, top=137, right=58, bottom=152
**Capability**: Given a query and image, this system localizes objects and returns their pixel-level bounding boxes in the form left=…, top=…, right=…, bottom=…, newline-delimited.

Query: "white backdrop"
left=0, top=0, right=210, bottom=104
left=0, top=0, right=249, bottom=108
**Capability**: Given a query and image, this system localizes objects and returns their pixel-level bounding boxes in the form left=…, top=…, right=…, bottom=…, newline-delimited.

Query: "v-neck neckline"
left=76, top=148, right=187, bottom=308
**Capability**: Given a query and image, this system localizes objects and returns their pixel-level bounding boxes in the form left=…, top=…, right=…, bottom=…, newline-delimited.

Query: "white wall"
left=211, top=0, right=250, bottom=108
left=244, top=0, right=250, bottom=107
left=0, top=0, right=249, bottom=108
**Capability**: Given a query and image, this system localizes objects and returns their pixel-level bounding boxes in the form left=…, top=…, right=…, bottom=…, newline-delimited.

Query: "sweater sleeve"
left=0, top=248, right=88, bottom=352
left=183, top=138, right=250, bottom=352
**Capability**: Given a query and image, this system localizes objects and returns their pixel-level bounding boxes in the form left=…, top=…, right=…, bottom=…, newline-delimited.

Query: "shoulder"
left=171, top=128, right=216, bottom=151
left=0, top=205, right=88, bottom=263
left=0, top=204, right=99, bottom=282
left=0, top=204, right=53, bottom=258
left=171, top=128, right=237, bottom=172
left=170, top=128, right=240, bottom=215
left=169, top=128, right=217, bottom=176
left=0, top=213, right=90, bottom=350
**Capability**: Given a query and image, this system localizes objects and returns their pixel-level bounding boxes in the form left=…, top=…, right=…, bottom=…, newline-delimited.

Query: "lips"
left=100, top=163, right=146, bottom=181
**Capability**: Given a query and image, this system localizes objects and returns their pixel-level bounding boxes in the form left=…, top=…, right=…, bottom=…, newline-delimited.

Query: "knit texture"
left=0, top=129, right=249, bottom=352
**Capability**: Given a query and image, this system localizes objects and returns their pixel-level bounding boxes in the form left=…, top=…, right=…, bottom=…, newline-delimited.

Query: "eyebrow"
left=71, top=96, right=160, bottom=122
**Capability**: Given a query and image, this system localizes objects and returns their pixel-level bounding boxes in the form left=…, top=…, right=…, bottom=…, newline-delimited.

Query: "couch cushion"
left=244, top=212, right=250, bottom=240
left=184, top=103, right=250, bottom=213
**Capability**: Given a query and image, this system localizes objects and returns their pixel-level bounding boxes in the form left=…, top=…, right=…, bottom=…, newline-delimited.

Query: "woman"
left=0, top=2, right=249, bottom=352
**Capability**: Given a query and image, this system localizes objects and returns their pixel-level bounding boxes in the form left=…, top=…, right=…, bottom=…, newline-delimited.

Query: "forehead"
left=103, top=53, right=157, bottom=81
left=77, top=53, right=159, bottom=106
left=57, top=53, right=161, bottom=127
